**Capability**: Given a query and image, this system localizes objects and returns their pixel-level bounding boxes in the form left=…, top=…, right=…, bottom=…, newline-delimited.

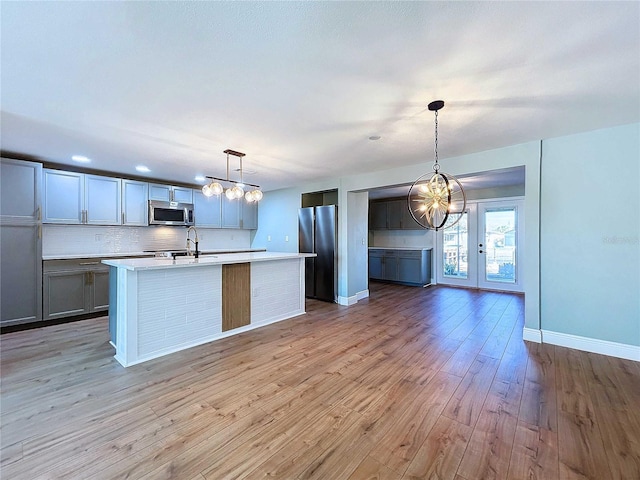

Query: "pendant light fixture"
left=202, top=149, right=263, bottom=202
left=407, top=100, right=466, bottom=230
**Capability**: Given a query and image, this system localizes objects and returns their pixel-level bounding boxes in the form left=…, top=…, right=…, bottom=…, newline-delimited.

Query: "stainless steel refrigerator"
left=298, top=205, right=337, bottom=302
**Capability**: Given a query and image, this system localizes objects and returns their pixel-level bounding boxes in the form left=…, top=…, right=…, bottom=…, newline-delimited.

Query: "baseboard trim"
left=523, top=327, right=542, bottom=343
left=338, top=289, right=369, bottom=306
left=541, top=329, right=640, bottom=362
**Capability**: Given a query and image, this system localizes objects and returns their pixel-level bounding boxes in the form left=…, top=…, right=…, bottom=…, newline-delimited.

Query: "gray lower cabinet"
left=43, top=259, right=109, bottom=320
left=369, top=249, right=432, bottom=286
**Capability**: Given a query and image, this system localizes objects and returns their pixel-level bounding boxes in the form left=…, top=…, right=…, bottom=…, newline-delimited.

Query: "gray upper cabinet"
left=1, top=158, right=43, bottom=326
left=241, top=201, right=258, bottom=230
left=43, top=169, right=122, bottom=225
left=43, top=169, right=83, bottom=223
left=221, top=196, right=241, bottom=228
left=370, top=198, right=423, bottom=230
left=122, top=179, right=148, bottom=225
left=85, top=175, right=122, bottom=225
left=369, top=202, right=388, bottom=229
left=149, top=183, right=193, bottom=203
left=193, top=190, right=222, bottom=227
left=1, top=158, right=42, bottom=222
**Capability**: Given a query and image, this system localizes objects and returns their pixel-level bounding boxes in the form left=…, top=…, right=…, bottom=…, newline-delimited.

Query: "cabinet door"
left=85, top=175, right=121, bottom=225
left=400, top=201, right=422, bottom=229
left=397, top=255, right=423, bottom=285
left=43, top=271, right=89, bottom=320
left=172, top=186, right=193, bottom=204
left=221, top=196, right=241, bottom=228
left=369, top=253, right=383, bottom=280
left=383, top=251, right=398, bottom=281
left=369, top=202, right=388, bottom=229
left=122, top=180, right=149, bottom=225
left=0, top=224, right=42, bottom=326
left=91, top=270, right=110, bottom=312
left=43, top=169, right=83, bottom=223
left=193, top=190, right=222, bottom=227
left=149, top=183, right=172, bottom=201
left=386, top=200, right=403, bottom=229
left=241, top=201, right=258, bottom=229
left=1, top=159, right=42, bottom=222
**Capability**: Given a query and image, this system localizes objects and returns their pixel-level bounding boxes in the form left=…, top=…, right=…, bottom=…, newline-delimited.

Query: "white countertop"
left=369, top=247, right=433, bottom=251
left=43, top=248, right=266, bottom=261
left=103, top=251, right=315, bottom=271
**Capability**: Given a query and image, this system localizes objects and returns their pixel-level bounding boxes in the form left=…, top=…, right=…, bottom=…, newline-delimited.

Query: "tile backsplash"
left=370, top=229, right=435, bottom=248
left=43, top=225, right=251, bottom=256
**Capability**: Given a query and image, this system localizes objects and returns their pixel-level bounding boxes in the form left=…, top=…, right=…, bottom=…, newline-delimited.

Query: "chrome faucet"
left=186, top=226, right=200, bottom=258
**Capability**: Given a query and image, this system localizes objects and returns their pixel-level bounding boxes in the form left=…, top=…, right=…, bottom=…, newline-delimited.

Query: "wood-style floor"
left=1, top=283, right=639, bottom=479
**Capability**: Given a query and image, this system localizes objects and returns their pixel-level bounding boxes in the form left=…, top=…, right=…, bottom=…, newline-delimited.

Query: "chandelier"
left=407, top=100, right=466, bottom=230
left=202, top=149, right=263, bottom=202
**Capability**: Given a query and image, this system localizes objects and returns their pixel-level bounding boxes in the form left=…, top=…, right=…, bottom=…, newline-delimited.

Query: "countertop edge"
left=368, top=247, right=433, bottom=251
left=43, top=248, right=267, bottom=261
left=103, top=252, right=315, bottom=271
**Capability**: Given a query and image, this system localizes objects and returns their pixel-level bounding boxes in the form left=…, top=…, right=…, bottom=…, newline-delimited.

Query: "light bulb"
left=233, top=185, right=244, bottom=199
left=211, top=182, right=223, bottom=195
left=245, top=191, right=255, bottom=202
left=252, top=190, right=263, bottom=201
left=225, top=188, right=235, bottom=200
left=202, top=184, right=213, bottom=197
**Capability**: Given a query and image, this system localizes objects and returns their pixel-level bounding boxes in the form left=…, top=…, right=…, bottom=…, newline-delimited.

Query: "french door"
left=436, top=199, right=524, bottom=292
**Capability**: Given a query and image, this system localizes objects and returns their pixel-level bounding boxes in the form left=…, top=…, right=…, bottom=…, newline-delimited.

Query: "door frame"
left=435, top=196, right=524, bottom=293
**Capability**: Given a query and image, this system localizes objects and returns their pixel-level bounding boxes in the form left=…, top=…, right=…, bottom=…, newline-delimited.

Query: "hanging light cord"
left=432, top=109, right=440, bottom=173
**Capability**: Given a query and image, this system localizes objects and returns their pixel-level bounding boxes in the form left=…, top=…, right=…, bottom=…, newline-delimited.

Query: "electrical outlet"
left=267, top=235, right=271, bottom=242
left=285, top=235, right=289, bottom=242
left=253, top=288, right=259, bottom=297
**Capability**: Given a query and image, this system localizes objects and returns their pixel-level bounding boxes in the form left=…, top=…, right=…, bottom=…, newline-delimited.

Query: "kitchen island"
left=103, top=252, right=315, bottom=367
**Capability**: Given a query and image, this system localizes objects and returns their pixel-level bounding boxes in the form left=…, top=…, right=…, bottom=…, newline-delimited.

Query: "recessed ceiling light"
left=71, top=155, right=91, bottom=163
left=135, top=165, right=151, bottom=173
left=194, top=175, right=206, bottom=182
left=368, top=135, right=381, bottom=141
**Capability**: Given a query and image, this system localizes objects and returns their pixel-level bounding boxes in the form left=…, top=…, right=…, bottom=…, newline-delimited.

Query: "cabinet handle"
left=38, top=224, right=42, bottom=239
left=36, top=207, right=41, bottom=221
left=86, top=271, right=94, bottom=285
left=79, top=262, right=100, bottom=265
left=122, top=212, right=125, bottom=224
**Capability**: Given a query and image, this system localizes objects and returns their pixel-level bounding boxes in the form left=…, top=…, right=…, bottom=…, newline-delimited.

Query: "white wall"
left=345, top=191, right=369, bottom=303
left=254, top=141, right=541, bottom=325
left=540, top=123, right=640, bottom=347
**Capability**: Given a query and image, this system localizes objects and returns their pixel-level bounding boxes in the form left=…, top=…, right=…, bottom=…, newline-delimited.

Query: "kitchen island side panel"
left=136, top=266, right=223, bottom=357
left=251, top=259, right=304, bottom=326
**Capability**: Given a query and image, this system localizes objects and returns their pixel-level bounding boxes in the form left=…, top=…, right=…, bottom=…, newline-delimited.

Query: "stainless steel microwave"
left=148, top=200, right=194, bottom=226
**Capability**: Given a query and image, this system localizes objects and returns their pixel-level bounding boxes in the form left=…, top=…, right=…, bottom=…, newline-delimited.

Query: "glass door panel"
left=478, top=201, right=523, bottom=292
left=443, top=212, right=468, bottom=279
left=436, top=204, right=477, bottom=288
left=437, top=200, right=523, bottom=292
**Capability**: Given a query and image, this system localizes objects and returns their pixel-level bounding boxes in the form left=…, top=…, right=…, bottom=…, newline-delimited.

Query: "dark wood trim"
left=221, top=262, right=251, bottom=332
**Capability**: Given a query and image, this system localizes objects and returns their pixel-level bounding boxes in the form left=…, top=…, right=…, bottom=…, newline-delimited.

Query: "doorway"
left=436, top=199, right=524, bottom=292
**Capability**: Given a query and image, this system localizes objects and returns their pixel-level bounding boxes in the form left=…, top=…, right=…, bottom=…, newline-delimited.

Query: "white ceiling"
left=1, top=2, right=639, bottom=192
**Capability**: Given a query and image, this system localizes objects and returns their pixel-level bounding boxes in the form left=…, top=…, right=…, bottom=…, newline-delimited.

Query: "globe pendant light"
left=407, top=100, right=466, bottom=231
left=201, top=149, right=263, bottom=202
